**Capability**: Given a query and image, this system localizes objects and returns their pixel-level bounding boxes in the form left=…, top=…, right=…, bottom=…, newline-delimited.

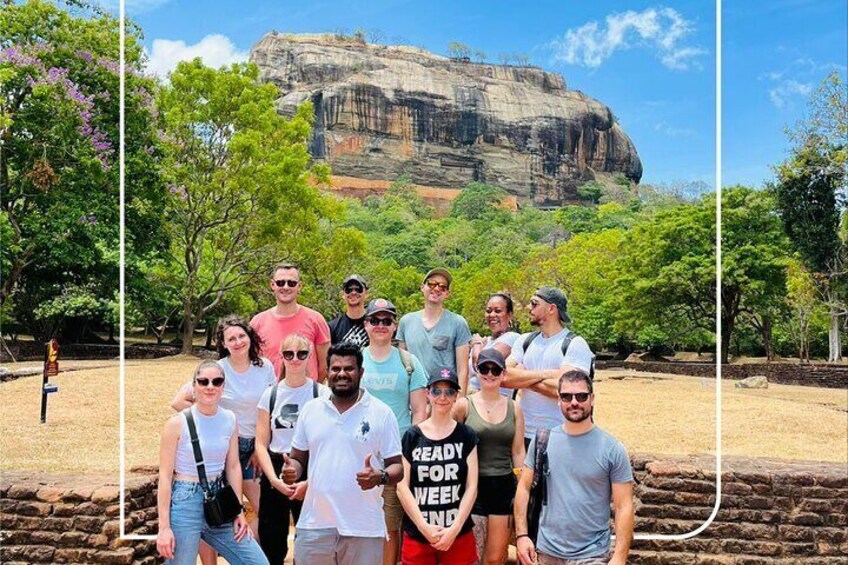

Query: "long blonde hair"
left=279, top=334, right=311, bottom=381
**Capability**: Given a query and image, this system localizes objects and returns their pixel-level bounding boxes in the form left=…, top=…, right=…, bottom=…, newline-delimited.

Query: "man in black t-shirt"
left=328, top=274, right=370, bottom=347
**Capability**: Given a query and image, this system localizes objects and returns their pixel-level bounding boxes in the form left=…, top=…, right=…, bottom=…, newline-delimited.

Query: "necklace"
left=477, top=396, right=500, bottom=415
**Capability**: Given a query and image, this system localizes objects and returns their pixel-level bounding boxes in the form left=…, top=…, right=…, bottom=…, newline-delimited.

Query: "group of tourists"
left=156, top=264, right=635, bottom=565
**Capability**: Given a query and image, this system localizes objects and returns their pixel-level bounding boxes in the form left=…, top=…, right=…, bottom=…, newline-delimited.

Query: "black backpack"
left=522, top=330, right=595, bottom=380
left=527, top=427, right=551, bottom=543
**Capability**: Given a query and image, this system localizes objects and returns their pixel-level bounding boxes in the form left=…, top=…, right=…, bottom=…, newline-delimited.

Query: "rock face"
left=250, top=34, right=643, bottom=207
left=735, top=375, right=769, bottom=389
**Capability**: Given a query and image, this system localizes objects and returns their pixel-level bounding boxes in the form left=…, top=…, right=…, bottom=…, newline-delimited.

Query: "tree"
left=156, top=60, right=331, bottom=353
left=447, top=41, right=471, bottom=60
left=450, top=182, right=507, bottom=221
left=0, top=0, right=163, bottom=341
left=474, top=50, right=486, bottom=63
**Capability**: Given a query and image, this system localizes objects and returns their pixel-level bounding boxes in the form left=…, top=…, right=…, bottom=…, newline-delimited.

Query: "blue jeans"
left=167, top=480, right=268, bottom=565
left=238, top=436, right=256, bottom=479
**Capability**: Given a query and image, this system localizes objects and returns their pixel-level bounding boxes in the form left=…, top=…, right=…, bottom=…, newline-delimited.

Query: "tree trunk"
left=762, top=316, right=774, bottom=362
left=205, top=325, right=213, bottom=350
left=720, top=318, right=732, bottom=365
left=181, top=302, right=195, bottom=355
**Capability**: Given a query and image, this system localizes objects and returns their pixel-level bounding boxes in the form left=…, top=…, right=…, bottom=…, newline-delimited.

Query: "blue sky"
left=119, top=0, right=846, bottom=190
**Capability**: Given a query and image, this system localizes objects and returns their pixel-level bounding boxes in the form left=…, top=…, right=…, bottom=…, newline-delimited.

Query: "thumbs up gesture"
left=355, top=453, right=383, bottom=491
left=281, top=453, right=299, bottom=485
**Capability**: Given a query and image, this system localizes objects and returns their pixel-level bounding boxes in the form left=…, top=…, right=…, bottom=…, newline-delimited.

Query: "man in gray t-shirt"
left=514, top=370, right=634, bottom=565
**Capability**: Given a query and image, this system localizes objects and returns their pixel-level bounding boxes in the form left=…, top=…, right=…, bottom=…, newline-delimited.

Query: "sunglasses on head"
left=429, top=387, right=458, bottom=397
left=196, top=376, right=225, bottom=387
left=344, top=285, right=364, bottom=294
left=274, top=279, right=299, bottom=288
left=425, top=280, right=449, bottom=292
left=282, top=350, right=309, bottom=361
left=477, top=363, right=503, bottom=377
left=559, top=392, right=590, bottom=403
left=367, top=316, right=394, bottom=326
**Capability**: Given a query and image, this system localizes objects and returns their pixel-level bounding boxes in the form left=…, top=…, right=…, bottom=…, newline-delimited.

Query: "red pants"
left=401, top=530, right=477, bottom=565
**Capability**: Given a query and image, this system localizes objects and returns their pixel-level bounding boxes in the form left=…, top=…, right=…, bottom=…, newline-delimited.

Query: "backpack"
left=522, top=330, right=595, bottom=380
left=527, top=427, right=551, bottom=543
left=398, top=348, right=415, bottom=389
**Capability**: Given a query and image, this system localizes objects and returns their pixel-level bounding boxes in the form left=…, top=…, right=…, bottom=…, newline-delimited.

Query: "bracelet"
left=515, top=533, right=530, bottom=540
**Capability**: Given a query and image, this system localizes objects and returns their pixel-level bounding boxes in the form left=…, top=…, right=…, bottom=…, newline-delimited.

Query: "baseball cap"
left=365, top=298, right=397, bottom=317
left=343, top=274, right=368, bottom=289
left=422, top=267, right=452, bottom=287
left=476, top=348, right=506, bottom=370
left=428, top=368, right=461, bottom=390
left=534, top=286, right=571, bottom=324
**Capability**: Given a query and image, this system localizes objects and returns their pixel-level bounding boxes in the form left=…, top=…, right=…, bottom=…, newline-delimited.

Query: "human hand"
left=421, top=523, right=445, bottom=545
left=516, top=536, right=537, bottom=565
left=272, top=476, right=295, bottom=497
left=430, top=524, right=460, bottom=551
left=281, top=453, right=298, bottom=484
left=355, top=453, right=382, bottom=490
left=608, top=555, right=627, bottom=565
left=249, top=452, right=263, bottom=478
left=289, top=480, right=308, bottom=500
left=156, top=527, right=175, bottom=559
left=233, top=513, right=250, bottom=542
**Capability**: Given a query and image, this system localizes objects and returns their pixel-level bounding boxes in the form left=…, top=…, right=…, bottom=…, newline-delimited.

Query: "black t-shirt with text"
left=401, top=423, right=479, bottom=542
left=328, top=313, right=369, bottom=348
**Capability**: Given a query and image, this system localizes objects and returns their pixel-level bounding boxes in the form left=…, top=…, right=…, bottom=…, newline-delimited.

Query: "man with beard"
left=328, top=275, right=371, bottom=347
left=283, top=342, right=403, bottom=564
left=503, top=286, right=594, bottom=447
left=514, top=370, right=634, bottom=565
left=251, top=263, right=331, bottom=381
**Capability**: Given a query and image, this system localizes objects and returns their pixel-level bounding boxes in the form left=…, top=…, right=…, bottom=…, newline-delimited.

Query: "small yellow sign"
left=45, top=339, right=60, bottom=377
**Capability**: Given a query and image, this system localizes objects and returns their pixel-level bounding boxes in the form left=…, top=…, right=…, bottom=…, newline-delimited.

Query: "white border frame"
left=118, top=0, right=723, bottom=541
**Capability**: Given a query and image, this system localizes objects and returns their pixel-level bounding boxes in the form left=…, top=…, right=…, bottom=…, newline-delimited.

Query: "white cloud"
left=145, top=34, right=249, bottom=81
left=547, top=7, right=707, bottom=70
left=654, top=121, right=695, bottom=137
left=768, top=80, right=813, bottom=109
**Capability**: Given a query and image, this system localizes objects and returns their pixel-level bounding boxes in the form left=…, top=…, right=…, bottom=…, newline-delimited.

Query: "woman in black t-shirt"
left=397, top=368, right=479, bottom=565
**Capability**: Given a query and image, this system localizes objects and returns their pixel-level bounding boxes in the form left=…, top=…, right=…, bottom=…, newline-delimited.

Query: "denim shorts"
left=238, top=437, right=256, bottom=480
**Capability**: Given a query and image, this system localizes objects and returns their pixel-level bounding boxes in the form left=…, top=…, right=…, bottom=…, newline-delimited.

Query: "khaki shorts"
left=538, top=551, right=612, bottom=565
left=382, top=484, right=404, bottom=531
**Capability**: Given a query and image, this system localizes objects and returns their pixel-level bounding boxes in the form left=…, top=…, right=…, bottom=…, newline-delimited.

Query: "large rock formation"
left=250, top=34, right=643, bottom=207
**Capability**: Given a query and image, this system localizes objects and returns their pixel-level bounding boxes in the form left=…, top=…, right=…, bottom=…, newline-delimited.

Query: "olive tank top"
left=466, top=396, right=516, bottom=476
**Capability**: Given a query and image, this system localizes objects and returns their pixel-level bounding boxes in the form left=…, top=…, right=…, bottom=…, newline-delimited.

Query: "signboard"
left=41, top=339, right=60, bottom=423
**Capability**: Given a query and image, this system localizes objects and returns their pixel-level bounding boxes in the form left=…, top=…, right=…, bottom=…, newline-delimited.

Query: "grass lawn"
left=1, top=357, right=846, bottom=474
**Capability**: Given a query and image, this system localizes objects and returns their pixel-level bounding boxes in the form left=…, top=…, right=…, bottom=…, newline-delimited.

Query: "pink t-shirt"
left=250, top=306, right=331, bottom=381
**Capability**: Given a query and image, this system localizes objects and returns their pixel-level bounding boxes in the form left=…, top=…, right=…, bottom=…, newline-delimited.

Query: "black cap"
left=365, top=298, right=397, bottom=317
left=343, top=274, right=368, bottom=289
left=534, top=286, right=571, bottom=324
left=428, top=368, right=461, bottom=390
left=476, top=348, right=506, bottom=370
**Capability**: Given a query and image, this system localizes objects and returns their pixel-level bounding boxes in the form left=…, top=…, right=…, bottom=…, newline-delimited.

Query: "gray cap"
left=534, top=286, right=571, bottom=324
left=422, top=267, right=452, bottom=287
left=343, top=274, right=368, bottom=289
left=365, top=298, right=397, bottom=317
left=428, top=367, right=461, bottom=390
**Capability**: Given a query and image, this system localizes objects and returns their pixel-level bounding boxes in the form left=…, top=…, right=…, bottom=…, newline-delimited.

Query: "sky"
left=117, top=0, right=846, bottom=190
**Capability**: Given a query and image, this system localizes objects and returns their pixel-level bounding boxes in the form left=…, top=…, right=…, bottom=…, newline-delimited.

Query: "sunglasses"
left=429, top=388, right=458, bottom=397
left=477, top=364, right=503, bottom=377
left=196, top=376, right=225, bottom=387
left=274, top=279, right=299, bottom=288
left=367, top=316, right=394, bottom=326
left=559, top=392, right=590, bottom=403
left=282, top=350, right=309, bottom=361
left=344, top=285, right=364, bottom=294
left=425, top=280, right=449, bottom=292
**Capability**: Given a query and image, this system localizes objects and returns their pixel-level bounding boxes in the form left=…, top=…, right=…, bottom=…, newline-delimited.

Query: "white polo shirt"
left=291, top=389, right=401, bottom=538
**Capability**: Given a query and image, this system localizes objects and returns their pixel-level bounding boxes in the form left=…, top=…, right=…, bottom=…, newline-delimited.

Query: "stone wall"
left=0, top=342, right=214, bottom=363
left=624, top=361, right=848, bottom=389
left=0, top=470, right=157, bottom=564
left=1, top=457, right=845, bottom=563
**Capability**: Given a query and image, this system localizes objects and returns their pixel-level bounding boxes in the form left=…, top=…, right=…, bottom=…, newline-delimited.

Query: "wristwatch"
left=380, top=469, right=389, bottom=485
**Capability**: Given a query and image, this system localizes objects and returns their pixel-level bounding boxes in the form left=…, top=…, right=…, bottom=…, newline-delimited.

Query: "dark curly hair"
left=488, top=291, right=519, bottom=332
left=215, top=315, right=265, bottom=366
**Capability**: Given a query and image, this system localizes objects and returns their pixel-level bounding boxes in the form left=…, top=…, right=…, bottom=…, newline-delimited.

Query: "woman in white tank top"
left=156, top=360, right=268, bottom=565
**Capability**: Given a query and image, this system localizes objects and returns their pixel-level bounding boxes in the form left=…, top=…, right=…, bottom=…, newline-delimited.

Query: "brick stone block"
left=720, top=538, right=782, bottom=556
left=52, top=502, right=77, bottom=517
left=790, top=512, right=824, bottom=526
left=91, top=547, right=136, bottom=565
left=106, top=503, right=120, bottom=517
left=798, top=498, right=833, bottom=513
left=816, top=527, right=847, bottom=544
left=54, top=548, right=93, bottom=563
left=722, top=482, right=753, bottom=496
left=58, top=531, right=89, bottom=547
left=34, top=486, right=65, bottom=502
left=103, top=519, right=121, bottom=538
left=19, top=544, right=56, bottom=562
left=41, top=516, right=75, bottom=531
left=89, top=533, right=110, bottom=548
left=64, top=486, right=95, bottom=502
left=74, top=515, right=107, bottom=533
left=783, top=541, right=818, bottom=555
left=15, top=500, right=52, bottom=516
left=777, top=524, right=815, bottom=541
left=92, top=486, right=120, bottom=505
left=74, top=501, right=103, bottom=515
left=7, top=484, right=38, bottom=499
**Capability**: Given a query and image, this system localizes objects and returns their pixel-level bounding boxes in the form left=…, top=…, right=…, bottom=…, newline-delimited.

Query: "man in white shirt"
left=283, top=342, right=403, bottom=565
left=503, top=286, right=594, bottom=447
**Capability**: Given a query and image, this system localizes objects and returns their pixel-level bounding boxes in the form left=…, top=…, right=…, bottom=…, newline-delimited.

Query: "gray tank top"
left=466, top=397, right=515, bottom=476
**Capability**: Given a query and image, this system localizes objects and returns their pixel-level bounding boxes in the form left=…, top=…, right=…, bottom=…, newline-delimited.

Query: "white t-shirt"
left=291, top=390, right=402, bottom=538
left=257, top=379, right=329, bottom=454
left=508, top=328, right=593, bottom=439
left=174, top=406, right=236, bottom=478
left=468, top=331, right=520, bottom=395
left=217, top=357, right=276, bottom=438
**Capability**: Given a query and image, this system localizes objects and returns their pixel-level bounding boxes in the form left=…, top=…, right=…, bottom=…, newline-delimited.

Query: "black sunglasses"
left=344, top=285, right=364, bottom=294
left=477, top=363, right=503, bottom=377
left=559, top=392, right=590, bottom=403
left=196, top=376, right=225, bottom=387
left=282, top=350, right=309, bottom=361
left=367, top=316, right=394, bottom=326
left=429, top=388, right=458, bottom=397
left=274, top=279, right=299, bottom=288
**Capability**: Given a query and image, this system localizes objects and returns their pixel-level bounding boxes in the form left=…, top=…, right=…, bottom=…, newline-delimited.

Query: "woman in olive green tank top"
left=453, top=348, right=525, bottom=565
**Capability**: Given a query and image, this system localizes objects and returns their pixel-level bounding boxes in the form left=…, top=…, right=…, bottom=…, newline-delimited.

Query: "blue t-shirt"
left=526, top=425, right=633, bottom=560
left=361, top=348, right=428, bottom=435
left=396, top=310, right=472, bottom=377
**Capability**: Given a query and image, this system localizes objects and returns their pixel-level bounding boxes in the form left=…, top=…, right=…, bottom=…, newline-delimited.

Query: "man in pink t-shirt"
left=250, top=263, right=331, bottom=381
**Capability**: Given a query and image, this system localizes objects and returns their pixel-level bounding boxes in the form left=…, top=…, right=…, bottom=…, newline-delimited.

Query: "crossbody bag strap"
left=183, top=408, right=211, bottom=496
